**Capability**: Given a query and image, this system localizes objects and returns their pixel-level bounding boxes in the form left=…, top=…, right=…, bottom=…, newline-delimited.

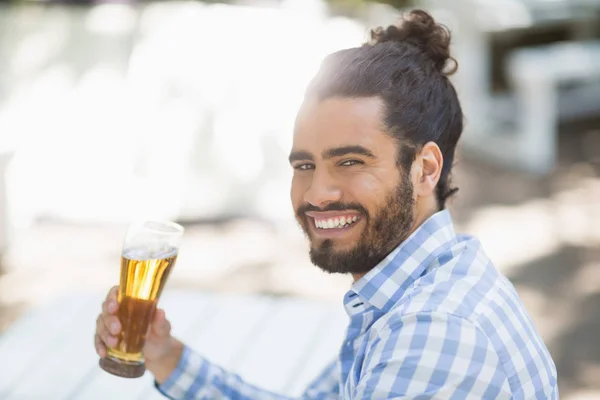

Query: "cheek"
left=290, top=174, right=306, bottom=209
left=347, top=174, right=389, bottom=208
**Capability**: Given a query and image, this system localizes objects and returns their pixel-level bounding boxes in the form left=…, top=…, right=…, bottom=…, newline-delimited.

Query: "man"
left=95, top=9, right=558, bottom=399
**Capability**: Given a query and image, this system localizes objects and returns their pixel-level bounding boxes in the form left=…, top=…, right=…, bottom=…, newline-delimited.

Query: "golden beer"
left=108, top=248, right=177, bottom=362
left=100, top=221, right=183, bottom=378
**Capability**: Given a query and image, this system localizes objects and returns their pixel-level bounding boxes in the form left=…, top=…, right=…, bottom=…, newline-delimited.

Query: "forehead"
left=292, top=97, right=394, bottom=155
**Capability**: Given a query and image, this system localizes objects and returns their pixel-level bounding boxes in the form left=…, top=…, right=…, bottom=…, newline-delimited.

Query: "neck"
left=351, top=198, right=439, bottom=283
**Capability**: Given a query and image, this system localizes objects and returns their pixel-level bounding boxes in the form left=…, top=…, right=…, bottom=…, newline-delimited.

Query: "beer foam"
left=123, top=245, right=178, bottom=261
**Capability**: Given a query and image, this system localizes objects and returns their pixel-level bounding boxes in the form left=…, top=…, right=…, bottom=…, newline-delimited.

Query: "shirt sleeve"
left=155, top=346, right=340, bottom=400
left=302, top=359, right=340, bottom=399
left=354, top=312, right=512, bottom=399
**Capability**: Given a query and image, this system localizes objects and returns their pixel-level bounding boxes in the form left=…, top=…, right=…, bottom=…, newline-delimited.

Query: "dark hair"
left=305, top=9, right=462, bottom=209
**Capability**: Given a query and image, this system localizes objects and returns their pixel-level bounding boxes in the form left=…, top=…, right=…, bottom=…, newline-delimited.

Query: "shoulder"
left=364, top=234, right=510, bottom=360
left=392, top=234, right=508, bottom=320
left=369, top=310, right=491, bottom=353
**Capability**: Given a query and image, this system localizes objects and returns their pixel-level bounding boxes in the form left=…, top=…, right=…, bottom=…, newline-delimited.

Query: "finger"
left=96, top=314, right=105, bottom=337
left=97, top=309, right=121, bottom=335
left=96, top=315, right=119, bottom=348
left=102, top=286, right=119, bottom=315
left=95, top=334, right=107, bottom=358
left=152, top=309, right=171, bottom=337
left=108, top=285, right=119, bottom=299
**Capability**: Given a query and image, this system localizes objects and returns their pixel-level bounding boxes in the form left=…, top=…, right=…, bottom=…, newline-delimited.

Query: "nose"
left=303, top=170, right=342, bottom=208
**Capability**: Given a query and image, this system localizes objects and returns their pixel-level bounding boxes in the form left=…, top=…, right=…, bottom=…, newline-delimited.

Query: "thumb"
left=152, top=308, right=171, bottom=337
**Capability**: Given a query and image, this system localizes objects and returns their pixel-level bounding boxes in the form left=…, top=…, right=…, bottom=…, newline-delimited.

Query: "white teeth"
left=315, top=216, right=360, bottom=229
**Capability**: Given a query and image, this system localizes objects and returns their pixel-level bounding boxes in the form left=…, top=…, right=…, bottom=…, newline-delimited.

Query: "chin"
left=310, top=237, right=353, bottom=251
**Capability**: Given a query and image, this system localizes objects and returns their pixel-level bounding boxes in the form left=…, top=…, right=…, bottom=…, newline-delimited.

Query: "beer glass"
left=99, top=220, right=184, bottom=378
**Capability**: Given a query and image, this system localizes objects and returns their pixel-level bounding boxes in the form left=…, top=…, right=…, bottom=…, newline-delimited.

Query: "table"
left=0, top=291, right=348, bottom=399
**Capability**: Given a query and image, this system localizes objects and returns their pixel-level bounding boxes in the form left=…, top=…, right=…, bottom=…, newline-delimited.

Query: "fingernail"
left=111, top=322, right=119, bottom=332
left=109, top=302, right=116, bottom=311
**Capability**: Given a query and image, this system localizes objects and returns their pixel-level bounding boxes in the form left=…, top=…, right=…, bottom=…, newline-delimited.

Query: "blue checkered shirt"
left=157, top=210, right=558, bottom=399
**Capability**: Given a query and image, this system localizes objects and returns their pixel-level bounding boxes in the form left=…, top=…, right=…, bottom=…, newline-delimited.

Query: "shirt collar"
left=344, top=210, right=457, bottom=316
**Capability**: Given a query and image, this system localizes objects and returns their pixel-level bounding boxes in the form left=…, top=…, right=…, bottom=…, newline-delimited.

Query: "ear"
left=411, top=142, right=443, bottom=197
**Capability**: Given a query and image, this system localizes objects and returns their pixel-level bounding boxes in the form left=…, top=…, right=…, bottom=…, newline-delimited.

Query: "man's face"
left=290, top=97, right=415, bottom=275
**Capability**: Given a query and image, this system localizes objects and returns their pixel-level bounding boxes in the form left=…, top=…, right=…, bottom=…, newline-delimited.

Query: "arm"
left=94, top=288, right=339, bottom=400
left=156, top=345, right=292, bottom=400
left=302, top=359, right=340, bottom=399
left=354, top=312, right=512, bottom=399
left=156, top=346, right=340, bottom=400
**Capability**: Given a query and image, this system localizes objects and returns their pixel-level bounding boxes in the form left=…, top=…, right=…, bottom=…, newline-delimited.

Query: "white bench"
left=419, top=0, right=600, bottom=174
left=0, top=291, right=348, bottom=399
left=505, top=40, right=600, bottom=173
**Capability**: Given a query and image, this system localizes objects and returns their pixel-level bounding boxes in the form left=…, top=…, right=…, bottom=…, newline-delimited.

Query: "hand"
left=94, top=286, right=184, bottom=383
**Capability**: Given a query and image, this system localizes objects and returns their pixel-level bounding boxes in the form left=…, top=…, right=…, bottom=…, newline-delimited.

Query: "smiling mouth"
left=313, top=215, right=360, bottom=230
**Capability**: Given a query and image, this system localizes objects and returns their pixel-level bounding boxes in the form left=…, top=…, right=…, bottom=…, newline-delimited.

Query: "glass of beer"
left=99, top=220, right=184, bottom=378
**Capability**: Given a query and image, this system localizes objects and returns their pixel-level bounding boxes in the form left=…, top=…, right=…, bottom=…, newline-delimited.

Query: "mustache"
left=296, top=202, right=369, bottom=218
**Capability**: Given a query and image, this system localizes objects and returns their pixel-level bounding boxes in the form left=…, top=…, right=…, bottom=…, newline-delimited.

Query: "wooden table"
left=0, top=291, right=348, bottom=399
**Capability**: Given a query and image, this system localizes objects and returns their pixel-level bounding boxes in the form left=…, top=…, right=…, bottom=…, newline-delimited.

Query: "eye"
left=294, top=163, right=314, bottom=171
left=339, top=159, right=363, bottom=167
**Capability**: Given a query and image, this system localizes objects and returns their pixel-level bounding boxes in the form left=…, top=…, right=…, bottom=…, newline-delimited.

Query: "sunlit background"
left=0, top=0, right=599, bottom=398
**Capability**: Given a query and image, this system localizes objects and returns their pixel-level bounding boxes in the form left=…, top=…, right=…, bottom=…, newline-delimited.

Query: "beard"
left=295, top=174, right=415, bottom=275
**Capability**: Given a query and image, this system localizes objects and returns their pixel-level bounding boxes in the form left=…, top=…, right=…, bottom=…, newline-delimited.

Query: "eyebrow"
left=289, top=145, right=376, bottom=164
left=322, top=145, right=375, bottom=159
left=288, top=150, right=313, bottom=164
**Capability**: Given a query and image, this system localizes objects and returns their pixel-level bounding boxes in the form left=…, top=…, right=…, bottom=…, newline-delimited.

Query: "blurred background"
left=0, top=0, right=599, bottom=398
